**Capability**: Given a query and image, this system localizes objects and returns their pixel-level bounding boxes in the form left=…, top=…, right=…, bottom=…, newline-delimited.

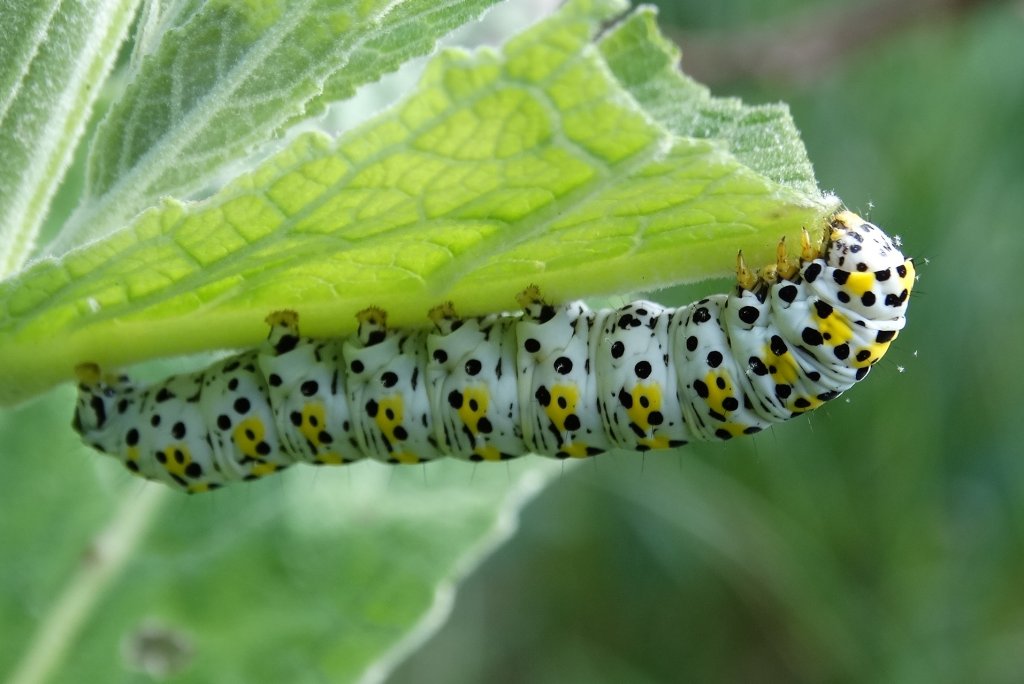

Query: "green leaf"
left=597, top=6, right=820, bottom=195
left=0, top=0, right=837, bottom=406
left=0, top=389, right=563, bottom=682
left=0, top=0, right=139, bottom=277
left=44, top=0, right=505, bottom=256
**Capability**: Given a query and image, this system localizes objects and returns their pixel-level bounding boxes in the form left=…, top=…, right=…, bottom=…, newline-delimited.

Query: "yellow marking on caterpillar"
left=295, top=402, right=346, bottom=461
left=299, top=402, right=327, bottom=446
left=717, top=423, right=748, bottom=438
left=251, top=462, right=279, bottom=477
left=852, top=334, right=897, bottom=369
left=376, top=396, right=404, bottom=441
left=704, top=371, right=736, bottom=416
left=474, top=445, right=503, bottom=461
left=900, top=261, right=916, bottom=291
left=844, top=272, right=876, bottom=298
left=546, top=385, right=600, bottom=455
left=234, top=417, right=268, bottom=459
left=814, top=306, right=854, bottom=347
left=561, top=442, right=592, bottom=458
left=639, top=435, right=670, bottom=450
left=546, top=384, right=580, bottom=432
left=789, top=394, right=825, bottom=413
left=458, top=386, right=489, bottom=435
left=625, top=383, right=663, bottom=432
left=375, top=396, right=421, bottom=464
left=766, top=344, right=800, bottom=385
left=158, top=444, right=192, bottom=479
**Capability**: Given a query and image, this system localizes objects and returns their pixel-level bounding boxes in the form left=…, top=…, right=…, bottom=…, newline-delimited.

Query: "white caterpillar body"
left=73, top=212, right=914, bottom=493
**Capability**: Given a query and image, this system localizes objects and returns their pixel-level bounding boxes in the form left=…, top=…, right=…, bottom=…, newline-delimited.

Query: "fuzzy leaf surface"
left=46, top=0, right=504, bottom=254
left=0, top=0, right=837, bottom=405
left=0, top=0, right=139, bottom=275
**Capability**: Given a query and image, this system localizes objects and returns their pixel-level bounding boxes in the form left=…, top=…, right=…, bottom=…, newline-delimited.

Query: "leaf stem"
left=7, top=485, right=167, bottom=684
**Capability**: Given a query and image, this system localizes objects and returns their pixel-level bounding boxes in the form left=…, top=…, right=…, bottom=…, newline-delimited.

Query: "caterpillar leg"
left=775, top=237, right=800, bottom=280
left=428, top=301, right=461, bottom=335
left=266, top=310, right=300, bottom=355
left=750, top=238, right=791, bottom=287
left=799, top=227, right=819, bottom=261
left=356, top=307, right=388, bottom=346
left=516, top=285, right=556, bottom=323
left=736, top=252, right=758, bottom=292
left=74, top=362, right=102, bottom=385
left=737, top=233, right=817, bottom=294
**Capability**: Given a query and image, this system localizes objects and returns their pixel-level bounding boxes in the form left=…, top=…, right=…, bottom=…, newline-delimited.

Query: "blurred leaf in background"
left=5, top=0, right=1019, bottom=682
left=387, top=0, right=1024, bottom=682
left=0, top=0, right=842, bottom=681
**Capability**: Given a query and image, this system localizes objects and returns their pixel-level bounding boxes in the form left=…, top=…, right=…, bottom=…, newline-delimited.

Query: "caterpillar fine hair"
left=73, top=211, right=915, bottom=493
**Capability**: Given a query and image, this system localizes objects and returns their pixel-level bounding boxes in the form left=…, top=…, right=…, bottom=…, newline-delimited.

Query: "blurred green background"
left=3, top=0, right=1023, bottom=682
left=389, top=0, right=1024, bottom=681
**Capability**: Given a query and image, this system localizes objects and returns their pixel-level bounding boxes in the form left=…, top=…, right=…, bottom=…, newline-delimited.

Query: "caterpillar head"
left=827, top=211, right=905, bottom=271
left=815, top=211, right=915, bottom=323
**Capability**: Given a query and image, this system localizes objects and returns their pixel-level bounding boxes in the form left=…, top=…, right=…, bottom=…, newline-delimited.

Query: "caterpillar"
left=72, top=211, right=914, bottom=493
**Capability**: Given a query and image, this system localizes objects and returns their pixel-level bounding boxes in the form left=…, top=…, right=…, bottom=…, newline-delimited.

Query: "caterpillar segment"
left=73, top=211, right=914, bottom=492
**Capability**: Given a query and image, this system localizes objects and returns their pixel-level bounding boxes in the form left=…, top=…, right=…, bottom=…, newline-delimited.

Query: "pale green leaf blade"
left=598, top=6, right=820, bottom=195
left=0, top=0, right=837, bottom=406
left=45, top=0, right=504, bottom=256
left=0, top=0, right=139, bottom=277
